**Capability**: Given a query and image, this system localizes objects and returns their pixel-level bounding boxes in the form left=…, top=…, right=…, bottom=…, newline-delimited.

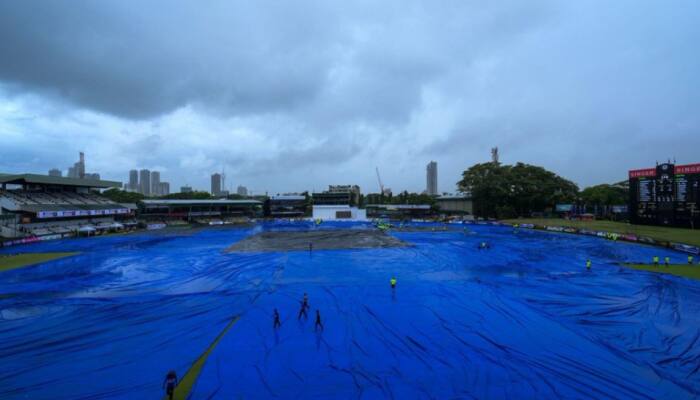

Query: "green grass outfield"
left=0, top=252, right=79, bottom=273
left=623, top=263, right=700, bottom=281
left=166, top=316, right=239, bottom=400
left=501, top=218, right=700, bottom=247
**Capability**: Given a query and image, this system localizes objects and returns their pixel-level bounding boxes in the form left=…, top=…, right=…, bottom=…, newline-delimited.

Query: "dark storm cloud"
left=0, top=1, right=340, bottom=119
left=0, top=0, right=550, bottom=122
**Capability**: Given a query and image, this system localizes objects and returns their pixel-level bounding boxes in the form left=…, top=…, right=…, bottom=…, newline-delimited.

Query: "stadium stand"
left=0, top=173, right=132, bottom=241
left=138, top=199, right=263, bottom=223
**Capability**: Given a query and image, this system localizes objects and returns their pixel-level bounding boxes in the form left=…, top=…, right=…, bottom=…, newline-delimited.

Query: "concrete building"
left=180, top=186, right=193, bottom=193
left=150, top=171, right=161, bottom=196
left=158, top=182, right=170, bottom=196
left=326, top=185, right=361, bottom=206
left=48, top=169, right=62, bottom=177
left=312, top=185, right=364, bottom=220
left=139, top=199, right=263, bottom=222
left=426, top=161, right=438, bottom=196
left=237, top=185, right=248, bottom=196
left=65, top=152, right=99, bottom=180
left=78, top=152, right=86, bottom=178
left=312, top=205, right=366, bottom=221
left=128, top=170, right=138, bottom=192
left=139, top=169, right=151, bottom=196
left=66, top=152, right=86, bottom=179
left=267, top=195, right=307, bottom=218
left=313, top=191, right=354, bottom=206
left=435, top=195, right=473, bottom=215
left=211, top=173, right=222, bottom=196
left=66, top=153, right=83, bottom=178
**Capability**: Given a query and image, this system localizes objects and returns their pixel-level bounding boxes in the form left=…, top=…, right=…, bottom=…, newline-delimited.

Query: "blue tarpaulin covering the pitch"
left=0, top=222, right=699, bottom=399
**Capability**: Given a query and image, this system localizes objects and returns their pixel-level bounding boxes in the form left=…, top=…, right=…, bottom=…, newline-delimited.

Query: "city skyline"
left=125, top=168, right=172, bottom=196
left=50, top=152, right=100, bottom=181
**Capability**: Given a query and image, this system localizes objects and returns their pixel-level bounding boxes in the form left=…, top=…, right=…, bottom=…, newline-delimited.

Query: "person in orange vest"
left=390, top=277, right=397, bottom=289
left=653, top=256, right=659, bottom=266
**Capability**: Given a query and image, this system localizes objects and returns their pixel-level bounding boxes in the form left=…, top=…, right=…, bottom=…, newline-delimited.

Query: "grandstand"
left=265, top=195, right=308, bottom=218
left=138, top=199, right=263, bottom=224
left=0, top=173, right=134, bottom=240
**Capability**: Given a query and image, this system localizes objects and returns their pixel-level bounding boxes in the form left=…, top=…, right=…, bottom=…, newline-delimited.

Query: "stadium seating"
left=0, top=190, right=128, bottom=238
left=0, top=190, right=118, bottom=209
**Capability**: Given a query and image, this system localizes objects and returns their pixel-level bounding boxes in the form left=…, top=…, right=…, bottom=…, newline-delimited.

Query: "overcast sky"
left=1, top=1, right=699, bottom=194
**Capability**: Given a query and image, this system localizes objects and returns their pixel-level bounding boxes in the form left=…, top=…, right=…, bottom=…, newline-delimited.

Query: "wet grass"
left=623, top=263, right=700, bottom=281
left=168, top=316, right=240, bottom=400
left=0, top=252, right=79, bottom=273
left=502, top=218, right=700, bottom=246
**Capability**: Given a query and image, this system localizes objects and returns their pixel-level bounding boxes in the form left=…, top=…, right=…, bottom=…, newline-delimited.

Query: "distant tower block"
left=426, top=161, right=438, bottom=196
left=491, top=147, right=499, bottom=163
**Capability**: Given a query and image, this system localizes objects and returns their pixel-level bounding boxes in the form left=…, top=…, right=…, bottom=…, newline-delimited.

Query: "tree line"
left=457, top=162, right=628, bottom=219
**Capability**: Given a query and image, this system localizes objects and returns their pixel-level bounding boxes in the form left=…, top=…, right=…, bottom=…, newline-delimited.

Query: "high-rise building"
left=66, top=152, right=98, bottom=180
left=151, top=171, right=161, bottom=196
left=181, top=186, right=193, bottom=193
left=211, top=173, right=222, bottom=196
left=426, top=161, right=438, bottom=196
left=67, top=152, right=85, bottom=178
left=129, top=170, right=138, bottom=192
left=48, top=168, right=62, bottom=177
left=139, top=169, right=151, bottom=196
left=237, top=185, right=248, bottom=196
left=158, top=182, right=170, bottom=196
left=77, top=152, right=85, bottom=178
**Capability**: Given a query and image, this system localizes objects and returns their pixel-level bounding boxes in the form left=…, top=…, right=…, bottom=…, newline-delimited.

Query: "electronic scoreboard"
left=629, top=162, right=700, bottom=227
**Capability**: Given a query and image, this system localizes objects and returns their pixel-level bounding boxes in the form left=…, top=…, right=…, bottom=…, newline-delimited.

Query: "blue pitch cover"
left=0, top=222, right=698, bottom=399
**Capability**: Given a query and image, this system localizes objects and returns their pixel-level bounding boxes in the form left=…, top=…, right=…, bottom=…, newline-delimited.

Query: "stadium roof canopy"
left=140, top=199, right=262, bottom=206
left=0, top=173, right=121, bottom=188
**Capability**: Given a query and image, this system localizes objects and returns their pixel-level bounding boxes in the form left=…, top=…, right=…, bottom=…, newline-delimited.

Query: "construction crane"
left=376, top=167, right=384, bottom=194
